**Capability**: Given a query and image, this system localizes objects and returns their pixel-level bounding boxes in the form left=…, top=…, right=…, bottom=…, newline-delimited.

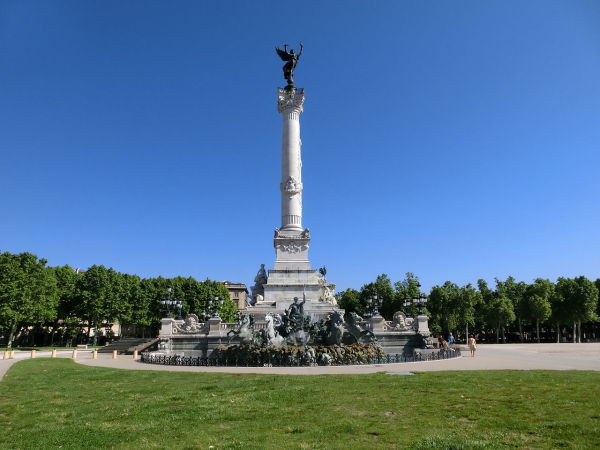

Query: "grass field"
left=1, top=359, right=599, bottom=449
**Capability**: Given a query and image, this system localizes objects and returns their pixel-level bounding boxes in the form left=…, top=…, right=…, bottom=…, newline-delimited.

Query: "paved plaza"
left=2, top=343, right=599, bottom=379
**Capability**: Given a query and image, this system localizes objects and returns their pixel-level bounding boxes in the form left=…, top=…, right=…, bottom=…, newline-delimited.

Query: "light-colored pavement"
left=2, top=343, right=599, bottom=378
left=0, top=349, right=93, bottom=380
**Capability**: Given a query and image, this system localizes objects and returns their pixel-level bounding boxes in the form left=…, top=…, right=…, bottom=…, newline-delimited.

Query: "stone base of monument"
left=153, top=312, right=432, bottom=360
left=246, top=301, right=342, bottom=323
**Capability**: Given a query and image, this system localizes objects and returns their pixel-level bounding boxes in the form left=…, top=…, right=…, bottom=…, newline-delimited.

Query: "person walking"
left=468, top=335, right=477, bottom=357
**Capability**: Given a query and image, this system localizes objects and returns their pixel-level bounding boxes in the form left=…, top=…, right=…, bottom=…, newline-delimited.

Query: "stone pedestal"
left=160, top=318, right=175, bottom=336
left=208, top=317, right=222, bottom=334
left=369, top=315, right=386, bottom=332
left=416, top=315, right=430, bottom=336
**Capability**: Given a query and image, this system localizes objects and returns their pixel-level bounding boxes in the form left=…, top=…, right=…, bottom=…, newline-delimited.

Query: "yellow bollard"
left=51, top=349, right=57, bottom=358
left=71, top=349, right=77, bottom=359
left=92, top=350, right=98, bottom=360
left=3, top=351, right=8, bottom=360
left=9, top=350, right=14, bottom=359
left=133, top=350, right=138, bottom=360
left=112, top=350, right=118, bottom=359
left=31, top=350, right=36, bottom=359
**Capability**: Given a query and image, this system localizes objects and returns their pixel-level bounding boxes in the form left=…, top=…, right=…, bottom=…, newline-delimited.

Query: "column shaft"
left=278, top=88, right=305, bottom=232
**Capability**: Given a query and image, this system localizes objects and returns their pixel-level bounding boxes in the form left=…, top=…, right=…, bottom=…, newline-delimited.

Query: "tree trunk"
left=92, top=321, right=98, bottom=346
left=577, top=321, right=582, bottom=343
left=536, top=319, right=540, bottom=343
left=7, top=322, right=18, bottom=348
left=50, top=320, right=58, bottom=346
left=496, top=326, right=500, bottom=343
left=556, top=322, right=560, bottom=343
left=573, top=322, right=576, bottom=344
left=465, top=322, right=469, bottom=344
left=501, top=326, right=506, bottom=343
left=518, top=319, right=523, bottom=343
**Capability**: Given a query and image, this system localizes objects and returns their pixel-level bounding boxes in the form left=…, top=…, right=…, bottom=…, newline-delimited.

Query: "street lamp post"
left=161, top=287, right=183, bottom=319
left=371, top=295, right=382, bottom=317
left=402, top=284, right=428, bottom=317
left=365, top=295, right=382, bottom=318
left=414, top=294, right=427, bottom=315
left=211, top=296, right=224, bottom=319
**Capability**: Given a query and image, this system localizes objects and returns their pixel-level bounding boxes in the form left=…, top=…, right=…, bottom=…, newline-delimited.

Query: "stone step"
left=97, top=338, right=155, bottom=354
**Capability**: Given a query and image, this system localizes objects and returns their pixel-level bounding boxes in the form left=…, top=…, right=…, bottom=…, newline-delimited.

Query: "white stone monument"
left=249, top=87, right=338, bottom=320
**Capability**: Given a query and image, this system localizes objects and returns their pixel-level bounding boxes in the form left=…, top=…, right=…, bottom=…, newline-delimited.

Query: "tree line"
left=2, top=250, right=598, bottom=347
left=0, top=251, right=237, bottom=348
left=336, top=273, right=600, bottom=343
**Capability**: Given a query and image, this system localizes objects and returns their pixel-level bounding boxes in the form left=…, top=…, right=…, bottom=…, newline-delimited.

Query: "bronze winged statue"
left=275, top=42, right=303, bottom=88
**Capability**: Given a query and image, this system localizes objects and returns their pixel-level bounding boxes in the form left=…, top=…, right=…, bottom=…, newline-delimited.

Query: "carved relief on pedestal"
left=173, top=314, right=206, bottom=334
left=276, top=241, right=309, bottom=254
left=280, top=176, right=303, bottom=195
left=384, top=311, right=416, bottom=332
left=274, top=234, right=309, bottom=255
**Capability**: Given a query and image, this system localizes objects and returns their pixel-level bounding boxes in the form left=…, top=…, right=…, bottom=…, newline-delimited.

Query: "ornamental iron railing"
left=140, top=348, right=461, bottom=367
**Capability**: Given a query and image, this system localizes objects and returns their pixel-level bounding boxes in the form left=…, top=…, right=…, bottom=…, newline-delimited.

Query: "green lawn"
left=1, top=360, right=599, bottom=449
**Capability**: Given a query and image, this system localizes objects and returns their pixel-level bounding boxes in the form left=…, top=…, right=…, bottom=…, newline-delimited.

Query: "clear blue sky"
left=1, top=1, right=599, bottom=291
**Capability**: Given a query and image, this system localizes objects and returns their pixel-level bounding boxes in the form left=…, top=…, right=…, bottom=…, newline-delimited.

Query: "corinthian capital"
left=278, top=88, right=304, bottom=114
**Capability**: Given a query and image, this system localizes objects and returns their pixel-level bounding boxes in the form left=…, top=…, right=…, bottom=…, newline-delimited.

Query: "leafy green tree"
left=527, top=295, right=551, bottom=343
left=75, top=265, right=125, bottom=343
left=0, top=252, right=58, bottom=347
left=485, top=295, right=515, bottom=343
left=140, top=276, right=171, bottom=325
left=336, top=288, right=362, bottom=315
left=596, top=279, right=600, bottom=318
left=361, top=274, right=395, bottom=319
left=476, top=279, right=496, bottom=339
left=48, top=265, right=80, bottom=345
left=427, top=281, right=461, bottom=333
left=456, top=284, right=482, bottom=342
left=555, top=277, right=598, bottom=343
left=496, top=276, right=527, bottom=342
left=524, top=278, right=554, bottom=343
left=198, top=280, right=236, bottom=322
left=392, top=273, right=422, bottom=318
left=118, top=273, right=147, bottom=331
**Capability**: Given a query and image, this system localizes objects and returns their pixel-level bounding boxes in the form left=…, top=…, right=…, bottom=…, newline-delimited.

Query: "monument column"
left=250, top=43, right=338, bottom=314
left=273, top=87, right=310, bottom=270
left=278, top=87, right=305, bottom=232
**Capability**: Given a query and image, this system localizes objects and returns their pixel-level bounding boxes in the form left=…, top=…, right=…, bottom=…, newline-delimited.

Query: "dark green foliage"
left=0, top=251, right=237, bottom=345
left=360, top=274, right=395, bottom=318
left=1, top=249, right=599, bottom=344
left=336, top=288, right=361, bottom=314
left=391, top=272, right=423, bottom=318
left=555, top=276, right=598, bottom=324
left=0, top=252, right=58, bottom=347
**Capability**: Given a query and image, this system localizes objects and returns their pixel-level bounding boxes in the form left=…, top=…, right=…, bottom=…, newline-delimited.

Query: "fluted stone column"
left=249, top=85, right=339, bottom=316
left=274, top=88, right=310, bottom=270
left=278, top=88, right=304, bottom=231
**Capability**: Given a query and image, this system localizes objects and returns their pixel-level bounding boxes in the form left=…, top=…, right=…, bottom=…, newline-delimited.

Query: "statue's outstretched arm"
left=298, top=42, right=303, bottom=57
